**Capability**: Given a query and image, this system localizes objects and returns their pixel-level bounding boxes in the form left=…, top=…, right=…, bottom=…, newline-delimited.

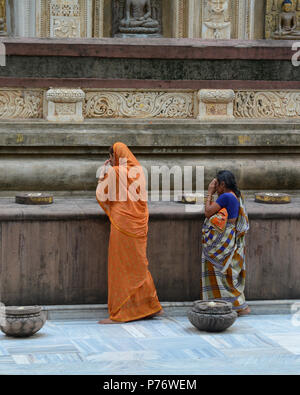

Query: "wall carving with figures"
left=0, top=0, right=271, bottom=39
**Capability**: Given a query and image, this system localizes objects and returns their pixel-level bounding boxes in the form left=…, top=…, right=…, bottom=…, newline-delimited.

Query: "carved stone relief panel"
left=234, top=91, right=300, bottom=118
left=0, top=0, right=7, bottom=36
left=36, top=0, right=94, bottom=38
left=266, top=0, right=300, bottom=39
left=112, top=0, right=162, bottom=37
left=0, top=89, right=43, bottom=119
left=83, top=90, right=195, bottom=119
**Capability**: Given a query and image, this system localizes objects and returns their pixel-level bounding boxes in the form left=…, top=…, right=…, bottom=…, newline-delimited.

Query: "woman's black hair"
left=109, top=145, right=114, bottom=155
left=216, top=170, right=241, bottom=198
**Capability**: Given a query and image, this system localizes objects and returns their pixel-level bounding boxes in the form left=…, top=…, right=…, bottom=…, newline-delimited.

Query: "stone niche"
left=10, top=0, right=104, bottom=38
left=265, top=0, right=300, bottom=40
left=112, top=0, right=162, bottom=37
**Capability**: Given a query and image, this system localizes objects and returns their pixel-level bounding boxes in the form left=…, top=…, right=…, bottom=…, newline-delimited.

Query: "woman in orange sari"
left=96, top=142, right=163, bottom=324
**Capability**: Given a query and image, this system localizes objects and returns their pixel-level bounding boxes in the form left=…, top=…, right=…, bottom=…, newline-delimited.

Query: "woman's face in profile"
left=216, top=180, right=225, bottom=196
left=109, top=153, right=116, bottom=166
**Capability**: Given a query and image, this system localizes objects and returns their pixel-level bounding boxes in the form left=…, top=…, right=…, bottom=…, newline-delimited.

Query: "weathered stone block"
left=46, top=88, right=85, bottom=122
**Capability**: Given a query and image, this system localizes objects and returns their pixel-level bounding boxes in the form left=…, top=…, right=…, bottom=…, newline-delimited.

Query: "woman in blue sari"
left=201, top=170, right=251, bottom=316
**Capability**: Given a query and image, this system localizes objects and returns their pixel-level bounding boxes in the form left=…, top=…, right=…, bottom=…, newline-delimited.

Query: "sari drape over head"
left=96, top=142, right=162, bottom=322
left=201, top=196, right=249, bottom=312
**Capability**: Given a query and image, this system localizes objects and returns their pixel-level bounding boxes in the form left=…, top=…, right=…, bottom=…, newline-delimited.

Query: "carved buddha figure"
left=119, top=0, right=159, bottom=34
left=203, top=0, right=231, bottom=39
left=273, top=0, right=300, bottom=38
left=0, top=0, right=6, bottom=35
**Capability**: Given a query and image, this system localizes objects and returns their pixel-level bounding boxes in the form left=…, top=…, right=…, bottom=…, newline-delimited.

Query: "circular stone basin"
left=188, top=300, right=237, bottom=332
left=15, top=193, right=54, bottom=205
left=255, top=192, right=291, bottom=204
left=0, top=306, right=47, bottom=337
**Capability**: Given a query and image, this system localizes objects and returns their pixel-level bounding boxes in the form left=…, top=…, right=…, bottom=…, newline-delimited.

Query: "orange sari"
left=96, top=142, right=162, bottom=322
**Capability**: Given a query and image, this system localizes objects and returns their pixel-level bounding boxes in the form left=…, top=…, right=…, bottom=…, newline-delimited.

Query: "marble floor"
left=0, top=314, right=300, bottom=375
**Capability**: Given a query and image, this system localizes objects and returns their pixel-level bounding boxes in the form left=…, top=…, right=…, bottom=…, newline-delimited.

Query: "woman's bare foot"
left=98, top=318, right=121, bottom=324
left=237, top=307, right=251, bottom=317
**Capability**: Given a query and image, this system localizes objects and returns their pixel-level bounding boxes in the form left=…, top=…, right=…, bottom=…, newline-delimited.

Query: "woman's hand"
left=98, top=160, right=111, bottom=182
left=208, top=178, right=217, bottom=195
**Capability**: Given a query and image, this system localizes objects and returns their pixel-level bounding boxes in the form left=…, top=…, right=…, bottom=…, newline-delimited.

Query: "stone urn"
left=188, top=300, right=237, bottom=332
left=0, top=306, right=47, bottom=337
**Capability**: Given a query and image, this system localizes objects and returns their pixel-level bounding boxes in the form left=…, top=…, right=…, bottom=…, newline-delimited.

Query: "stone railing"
left=0, top=87, right=300, bottom=121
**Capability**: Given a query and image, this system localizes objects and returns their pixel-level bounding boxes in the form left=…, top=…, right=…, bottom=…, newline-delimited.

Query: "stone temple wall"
left=2, top=0, right=266, bottom=39
left=0, top=1, right=299, bottom=195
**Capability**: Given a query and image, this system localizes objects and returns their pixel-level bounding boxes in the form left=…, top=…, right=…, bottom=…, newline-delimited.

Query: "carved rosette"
left=46, top=88, right=85, bottom=122
left=83, top=91, right=195, bottom=119
left=198, top=89, right=235, bottom=120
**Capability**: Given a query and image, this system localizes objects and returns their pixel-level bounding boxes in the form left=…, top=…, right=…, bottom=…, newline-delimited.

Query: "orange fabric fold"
left=96, top=142, right=162, bottom=322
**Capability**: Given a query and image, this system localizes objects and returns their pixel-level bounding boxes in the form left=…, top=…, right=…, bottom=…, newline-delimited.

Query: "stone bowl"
left=188, top=300, right=237, bottom=333
left=254, top=192, right=291, bottom=204
left=0, top=306, right=47, bottom=337
left=15, top=193, right=53, bottom=205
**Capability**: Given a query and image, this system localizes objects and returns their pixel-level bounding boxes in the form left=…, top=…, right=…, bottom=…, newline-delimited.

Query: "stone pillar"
left=172, top=0, right=186, bottom=38
left=13, top=0, right=36, bottom=37
left=197, top=89, right=235, bottom=120
left=46, top=88, right=85, bottom=123
left=94, top=0, right=105, bottom=37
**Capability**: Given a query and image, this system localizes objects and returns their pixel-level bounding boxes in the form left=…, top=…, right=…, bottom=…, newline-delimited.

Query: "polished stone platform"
left=0, top=314, right=300, bottom=375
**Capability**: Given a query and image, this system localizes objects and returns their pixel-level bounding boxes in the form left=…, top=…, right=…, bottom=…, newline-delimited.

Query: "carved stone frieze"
left=234, top=91, right=300, bottom=118
left=84, top=90, right=195, bottom=118
left=0, top=90, right=43, bottom=119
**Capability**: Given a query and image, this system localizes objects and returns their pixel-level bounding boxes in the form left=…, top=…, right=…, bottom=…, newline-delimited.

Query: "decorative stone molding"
left=0, top=88, right=300, bottom=121
left=94, top=0, right=105, bottom=37
left=197, top=89, right=235, bottom=120
left=0, top=89, right=43, bottom=119
left=172, top=0, right=187, bottom=38
left=234, top=91, right=300, bottom=119
left=46, top=88, right=85, bottom=122
left=84, top=90, right=195, bottom=119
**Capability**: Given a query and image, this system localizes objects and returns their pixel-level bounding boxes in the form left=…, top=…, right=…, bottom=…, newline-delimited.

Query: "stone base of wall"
left=0, top=119, right=299, bottom=192
left=0, top=197, right=299, bottom=305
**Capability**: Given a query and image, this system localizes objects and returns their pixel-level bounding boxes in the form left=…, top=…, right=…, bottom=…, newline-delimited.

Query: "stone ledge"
left=41, top=300, right=300, bottom=320
left=0, top=38, right=296, bottom=60
left=0, top=198, right=300, bottom=221
left=0, top=120, right=299, bottom=149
